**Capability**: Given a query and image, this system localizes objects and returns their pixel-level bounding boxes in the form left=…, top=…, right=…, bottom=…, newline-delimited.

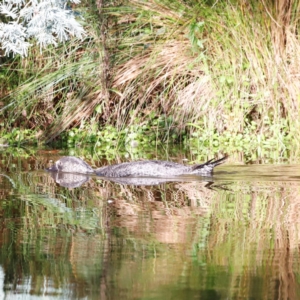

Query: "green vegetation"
left=1, top=0, right=299, bottom=158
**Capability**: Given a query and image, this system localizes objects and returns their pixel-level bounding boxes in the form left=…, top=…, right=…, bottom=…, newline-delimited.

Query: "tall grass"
left=105, top=0, right=300, bottom=155
left=1, top=0, right=300, bottom=154
left=0, top=4, right=106, bottom=142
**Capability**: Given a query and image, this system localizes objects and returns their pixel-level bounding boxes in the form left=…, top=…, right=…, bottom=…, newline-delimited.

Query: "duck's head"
left=46, top=156, right=95, bottom=174
left=46, top=159, right=63, bottom=172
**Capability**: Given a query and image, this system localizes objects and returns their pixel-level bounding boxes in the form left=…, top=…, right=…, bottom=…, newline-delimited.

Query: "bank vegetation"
left=0, top=0, right=299, bottom=158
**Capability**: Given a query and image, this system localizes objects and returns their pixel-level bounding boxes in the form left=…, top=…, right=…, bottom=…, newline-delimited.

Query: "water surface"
left=0, top=150, right=300, bottom=299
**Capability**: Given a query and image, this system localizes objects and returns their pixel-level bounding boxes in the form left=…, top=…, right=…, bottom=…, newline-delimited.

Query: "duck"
left=46, top=155, right=227, bottom=178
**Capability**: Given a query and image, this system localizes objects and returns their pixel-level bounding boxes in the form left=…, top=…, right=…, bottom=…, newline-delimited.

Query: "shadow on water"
left=1, top=151, right=300, bottom=299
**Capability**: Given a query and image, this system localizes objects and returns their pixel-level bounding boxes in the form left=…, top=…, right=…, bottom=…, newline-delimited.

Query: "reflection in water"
left=0, top=173, right=16, bottom=188
left=48, top=169, right=217, bottom=187
left=1, top=153, right=300, bottom=299
left=48, top=171, right=90, bottom=188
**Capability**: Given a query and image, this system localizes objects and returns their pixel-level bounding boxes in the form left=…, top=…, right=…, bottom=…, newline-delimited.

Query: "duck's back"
left=47, top=156, right=227, bottom=178
left=95, top=160, right=191, bottom=177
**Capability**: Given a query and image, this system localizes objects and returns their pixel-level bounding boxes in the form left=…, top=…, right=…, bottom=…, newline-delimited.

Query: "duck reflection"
left=48, top=172, right=91, bottom=188
left=47, top=171, right=216, bottom=188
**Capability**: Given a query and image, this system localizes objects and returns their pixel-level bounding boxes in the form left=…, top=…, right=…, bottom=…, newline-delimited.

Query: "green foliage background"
left=0, top=0, right=299, bottom=159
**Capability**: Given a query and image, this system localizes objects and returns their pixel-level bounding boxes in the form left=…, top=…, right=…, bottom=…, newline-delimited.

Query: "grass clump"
left=1, top=0, right=300, bottom=159
left=104, top=0, right=300, bottom=158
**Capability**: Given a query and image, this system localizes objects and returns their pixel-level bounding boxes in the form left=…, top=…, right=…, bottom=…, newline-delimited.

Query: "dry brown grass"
left=111, top=39, right=214, bottom=127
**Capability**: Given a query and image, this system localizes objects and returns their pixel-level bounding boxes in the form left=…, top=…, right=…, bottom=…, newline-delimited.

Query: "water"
left=1, top=150, right=300, bottom=299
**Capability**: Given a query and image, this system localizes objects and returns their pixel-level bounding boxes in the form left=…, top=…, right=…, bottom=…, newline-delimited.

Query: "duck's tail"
left=191, top=155, right=228, bottom=174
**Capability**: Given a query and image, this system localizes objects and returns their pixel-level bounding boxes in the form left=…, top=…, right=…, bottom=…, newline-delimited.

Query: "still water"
left=1, top=149, right=300, bottom=299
